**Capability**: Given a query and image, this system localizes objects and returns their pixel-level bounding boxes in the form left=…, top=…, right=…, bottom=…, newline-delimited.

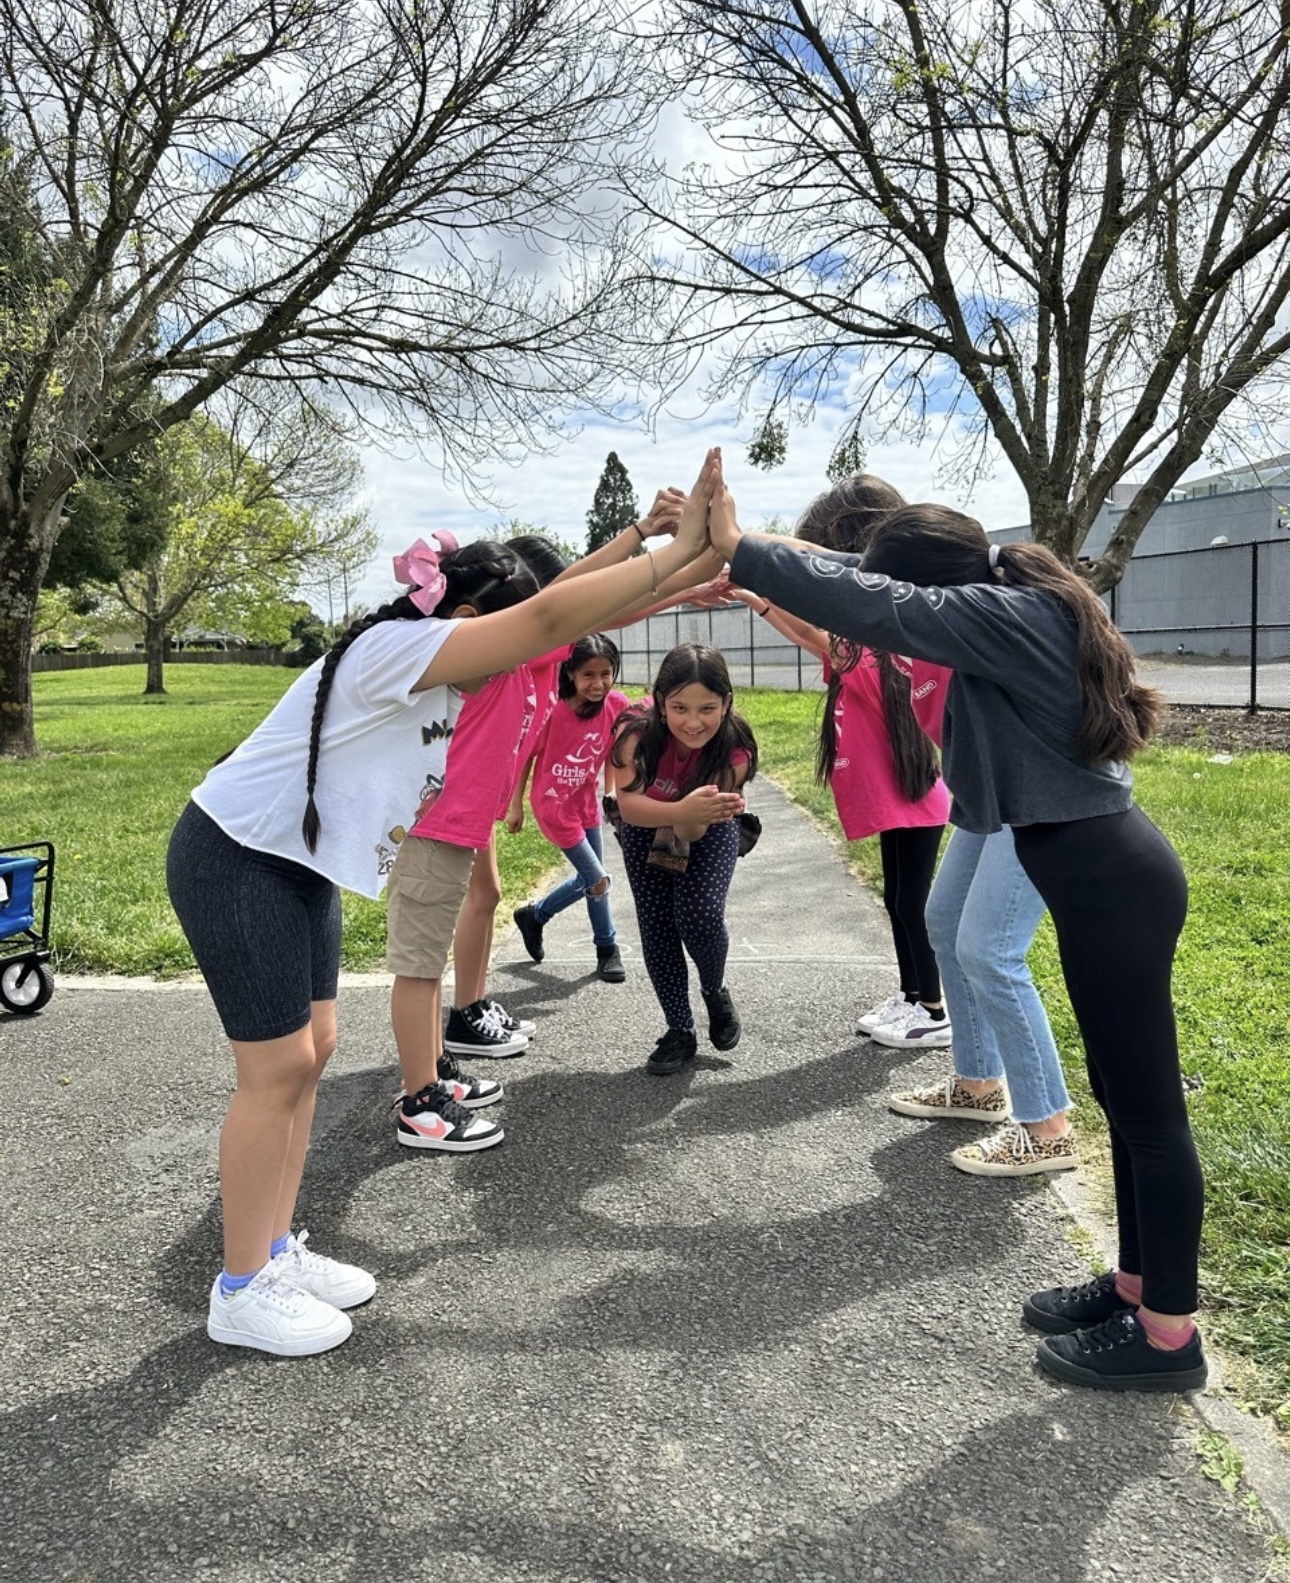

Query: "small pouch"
left=647, top=826, right=691, bottom=874
left=736, top=811, right=762, bottom=858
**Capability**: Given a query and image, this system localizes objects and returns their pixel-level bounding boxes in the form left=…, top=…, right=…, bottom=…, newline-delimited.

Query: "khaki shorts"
left=385, top=836, right=477, bottom=979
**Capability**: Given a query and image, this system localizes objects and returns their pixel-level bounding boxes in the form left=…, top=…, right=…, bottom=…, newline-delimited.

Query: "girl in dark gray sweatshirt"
left=711, top=484, right=1206, bottom=1396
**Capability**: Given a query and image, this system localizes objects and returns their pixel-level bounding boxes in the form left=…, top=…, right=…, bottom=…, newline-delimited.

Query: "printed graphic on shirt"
left=808, top=555, right=848, bottom=579
left=421, top=718, right=455, bottom=745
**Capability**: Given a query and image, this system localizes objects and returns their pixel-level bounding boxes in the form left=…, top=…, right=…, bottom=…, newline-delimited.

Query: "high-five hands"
left=706, top=450, right=742, bottom=562
left=675, top=448, right=723, bottom=561
left=639, top=488, right=687, bottom=538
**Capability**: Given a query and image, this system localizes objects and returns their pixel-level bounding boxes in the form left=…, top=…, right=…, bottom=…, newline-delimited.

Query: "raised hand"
left=640, top=488, right=686, bottom=538
left=675, top=448, right=722, bottom=559
left=707, top=459, right=742, bottom=561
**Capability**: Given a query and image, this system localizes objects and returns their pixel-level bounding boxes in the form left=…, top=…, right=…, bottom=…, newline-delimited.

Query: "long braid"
left=299, top=542, right=539, bottom=853
left=302, top=597, right=419, bottom=852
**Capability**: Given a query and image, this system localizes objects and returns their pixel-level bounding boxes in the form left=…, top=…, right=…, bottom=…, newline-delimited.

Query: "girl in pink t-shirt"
left=510, top=636, right=632, bottom=982
left=727, top=472, right=953, bottom=1049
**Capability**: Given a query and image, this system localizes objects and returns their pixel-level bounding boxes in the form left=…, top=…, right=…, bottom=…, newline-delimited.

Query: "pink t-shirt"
left=504, top=645, right=568, bottom=814
left=827, top=651, right=950, bottom=841
left=641, top=736, right=752, bottom=804
left=895, top=656, right=953, bottom=748
left=412, top=669, right=528, bottom=849
left=530, top=690, right=631, bottom=848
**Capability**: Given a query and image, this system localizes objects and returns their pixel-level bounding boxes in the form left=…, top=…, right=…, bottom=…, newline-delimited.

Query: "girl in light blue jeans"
left=888, top=827, right=1078, bottom=1177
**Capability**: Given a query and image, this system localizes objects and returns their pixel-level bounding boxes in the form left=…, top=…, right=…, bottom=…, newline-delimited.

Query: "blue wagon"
left=0, top=843, right=55, bottom=1014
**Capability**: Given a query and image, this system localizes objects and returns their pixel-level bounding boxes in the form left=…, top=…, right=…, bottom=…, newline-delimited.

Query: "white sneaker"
left=268, top=1230, right=376, bottom=1309
left=207, top=1269, right=352, bottom=1356
left=869, top=1004, right=953, bottom=1049
left=855, top=992, right=909, bottom=1036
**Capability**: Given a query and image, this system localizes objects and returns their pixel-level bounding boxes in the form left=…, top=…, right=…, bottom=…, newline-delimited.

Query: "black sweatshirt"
left=729, top=536, right=1134, bottom=834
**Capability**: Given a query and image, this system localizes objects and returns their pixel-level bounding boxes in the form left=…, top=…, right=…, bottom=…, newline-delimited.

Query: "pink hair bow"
left=393, top=531, right=459, bottom=615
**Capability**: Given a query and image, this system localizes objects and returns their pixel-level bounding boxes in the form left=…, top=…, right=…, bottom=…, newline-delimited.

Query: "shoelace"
left=1053, top=1272, right=1116, bottom=1306
left=486, top=1000, right=516, bottom=1030
left=979, top=1124, right=1034, bottom=1160
left=1073, top=1310, right=1138, bottom=1355
left=276, top=1229, right=330, bottom=1277
left=406, top=1084, right=476, bottom=1129
left=250, top=1271, right=313, bottom=1311
left=474, top=1003, right=510, bottom=1038
left=438, top=1052, right=463, bottom=1083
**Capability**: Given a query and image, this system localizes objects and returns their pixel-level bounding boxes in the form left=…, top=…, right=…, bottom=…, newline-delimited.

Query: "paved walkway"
left=0, top=782, right=1274, bottom=1583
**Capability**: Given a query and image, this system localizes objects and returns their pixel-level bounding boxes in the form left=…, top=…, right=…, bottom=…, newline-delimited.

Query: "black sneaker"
left=1023, top=1270, right=1133, bottom=1335
left=396, top=1086, right=505, bottom=1151
left=1035, top=1310, right=1208, bottom=1393
left=596, top=943, right=625, bottom=983
left=444, top=1001, right=529, bottom=1058
left=437, top=1053, right=503, bottom=1110
left=513, top=905, right=545, bottom=963
left=646, top=1027, right=698, bottom=1076
left=486, top=999, right=536, bottom=1039
left=701, top=986, right=741, bottom=1050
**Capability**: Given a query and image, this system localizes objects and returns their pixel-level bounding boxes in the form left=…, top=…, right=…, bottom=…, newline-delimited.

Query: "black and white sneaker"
left=486, top=999, right=536, bottom=1040
left=444, top=1000, right=529, bottom=1058
left=396, top=1085, right=505, bottom=1151
left=437, top=1053, right=503, bottom=1110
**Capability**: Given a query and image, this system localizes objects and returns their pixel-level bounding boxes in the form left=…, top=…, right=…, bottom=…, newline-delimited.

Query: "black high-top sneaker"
left=443, top=1000, right=529, bottom=1058
left=595, top=943, right=626, bottom=983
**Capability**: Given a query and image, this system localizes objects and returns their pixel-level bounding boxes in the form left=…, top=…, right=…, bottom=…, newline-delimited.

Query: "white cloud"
left=352, top=393, right=1034, bottom=608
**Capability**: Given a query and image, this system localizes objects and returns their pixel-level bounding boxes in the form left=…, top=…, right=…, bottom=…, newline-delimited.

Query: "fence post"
left=797, top=639, right=803, bottom=692
left=748, top=605, right=756, bottom=688
left=1249, top=540, right=1260, bottom=714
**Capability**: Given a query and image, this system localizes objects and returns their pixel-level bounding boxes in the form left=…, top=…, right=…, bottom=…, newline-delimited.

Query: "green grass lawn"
left=5, top=669, right=1289, bottom=1424
left=739, top=688, right=1290, bottom=1428
left=0, top=665, right=563, bottom=976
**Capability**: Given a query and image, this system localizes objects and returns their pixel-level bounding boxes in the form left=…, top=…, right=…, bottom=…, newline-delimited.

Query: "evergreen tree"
left=585, top=452, right=639, bottom=553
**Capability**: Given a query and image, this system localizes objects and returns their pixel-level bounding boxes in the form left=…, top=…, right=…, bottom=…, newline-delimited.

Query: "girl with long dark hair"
left=611, top=643, right=758, bottom=1074
left=165, top=456, right=719, bottom=1357
left=709, top=479, right=1206, bottom=1394
left=727, top=474, right=953, bottom=1047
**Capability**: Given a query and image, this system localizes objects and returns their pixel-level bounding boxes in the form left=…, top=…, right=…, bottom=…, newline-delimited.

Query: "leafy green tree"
left=499, top=517, right=583, bottom=569
left=102, top=417, right=375, bottom=693
left=585, top=453, right=639, bottom=552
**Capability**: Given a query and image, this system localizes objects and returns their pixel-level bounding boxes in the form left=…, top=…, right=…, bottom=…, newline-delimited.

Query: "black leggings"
left=1014, top=806, right=1202, bottom=1315
left=879, top=825, right=944, bottom=1003
left=621, top=819, right=740, bottom=1033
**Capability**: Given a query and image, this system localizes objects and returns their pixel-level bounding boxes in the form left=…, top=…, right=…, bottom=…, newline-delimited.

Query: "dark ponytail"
left=863, top=506, right=1163, bottom=763
left=301, top=541, right=540, bottom=852
left=815, top=641, right=938, bottom=802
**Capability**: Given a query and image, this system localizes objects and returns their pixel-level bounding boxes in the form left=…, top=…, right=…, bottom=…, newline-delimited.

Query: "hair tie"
left=988, top=543, right=1001, bottom=569
left=392, top=536, right=451, bottom=614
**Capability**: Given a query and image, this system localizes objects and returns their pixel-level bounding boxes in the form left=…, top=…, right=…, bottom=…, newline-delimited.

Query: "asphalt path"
left=0, top=780, right=1273, bottom=1583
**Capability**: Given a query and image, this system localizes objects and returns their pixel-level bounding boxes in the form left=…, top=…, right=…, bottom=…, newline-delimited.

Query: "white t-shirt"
left=192, top=618, right=465, bottom=899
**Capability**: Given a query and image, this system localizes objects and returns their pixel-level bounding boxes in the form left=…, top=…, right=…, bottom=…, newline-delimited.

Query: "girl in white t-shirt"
left=166, top=459, right=720, bottom=1359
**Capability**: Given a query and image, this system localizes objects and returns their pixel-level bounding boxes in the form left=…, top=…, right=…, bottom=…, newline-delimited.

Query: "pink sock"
left=1136, top=1309, right=1197, bottom=1350
left=1114, top=1270, right=1143, bottom=1304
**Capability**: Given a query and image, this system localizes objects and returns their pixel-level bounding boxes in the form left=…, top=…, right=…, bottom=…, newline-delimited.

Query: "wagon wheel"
left=0, top=960, right=54, bottom=1014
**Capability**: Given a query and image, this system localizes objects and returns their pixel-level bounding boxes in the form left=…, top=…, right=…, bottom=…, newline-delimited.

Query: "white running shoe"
left=869, top=1004, right=954, bottom=1049
left=206, top=1269, right=352, bottom=1356
left=268, top=1230, right=376, bottom=1309
left=855, top=992, right=909, bottom=1036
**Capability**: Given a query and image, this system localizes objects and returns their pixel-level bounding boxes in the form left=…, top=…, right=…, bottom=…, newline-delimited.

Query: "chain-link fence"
left=618, top=536, right=1290, bottom=710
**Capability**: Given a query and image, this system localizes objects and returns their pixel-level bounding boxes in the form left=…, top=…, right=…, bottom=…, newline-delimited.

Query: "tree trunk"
left=142, top=615, right=168, bottom=695
left=0, top=501, right=58, bottom=759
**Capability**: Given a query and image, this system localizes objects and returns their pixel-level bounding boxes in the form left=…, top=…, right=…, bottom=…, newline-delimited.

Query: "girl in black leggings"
left=711, top=476, right=1206, bottom=1394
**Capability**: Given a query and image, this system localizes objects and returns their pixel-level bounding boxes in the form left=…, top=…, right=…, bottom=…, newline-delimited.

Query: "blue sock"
left=218, top=1268, right=259, bottom=1299
left=270, top=1233, right=290, bottom=1259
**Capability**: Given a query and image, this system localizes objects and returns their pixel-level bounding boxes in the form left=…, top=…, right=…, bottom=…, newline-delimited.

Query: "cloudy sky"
left=351, top=404, right=1033, bottom=609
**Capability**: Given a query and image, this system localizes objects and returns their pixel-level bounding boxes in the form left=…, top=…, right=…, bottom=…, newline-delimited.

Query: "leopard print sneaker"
left=888, top=1076, right=1009, bottom=1122
left=951, top=1122, right=1079, bottom=1177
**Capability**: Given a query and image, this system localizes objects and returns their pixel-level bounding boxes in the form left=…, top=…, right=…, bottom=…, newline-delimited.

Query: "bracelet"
left=644, top=544, right=659, bottom=595
left=759, top=600, right=771, bottom=617
left=631, top=521, right=647, bottom=543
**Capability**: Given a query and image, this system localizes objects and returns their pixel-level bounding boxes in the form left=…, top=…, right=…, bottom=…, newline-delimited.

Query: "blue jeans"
left=534, top=822, right=616, bottom=948
left=925, top=827, right=1070, bottom=1124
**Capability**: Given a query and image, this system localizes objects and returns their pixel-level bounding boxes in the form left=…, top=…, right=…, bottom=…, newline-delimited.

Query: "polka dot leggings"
left=621, top=818, right=740, bottom=1033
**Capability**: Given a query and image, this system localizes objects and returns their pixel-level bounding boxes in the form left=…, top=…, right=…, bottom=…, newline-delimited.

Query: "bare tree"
left=630, top=0, right=1290, bottom=585
left=0, top=0, right=647, bottom=754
